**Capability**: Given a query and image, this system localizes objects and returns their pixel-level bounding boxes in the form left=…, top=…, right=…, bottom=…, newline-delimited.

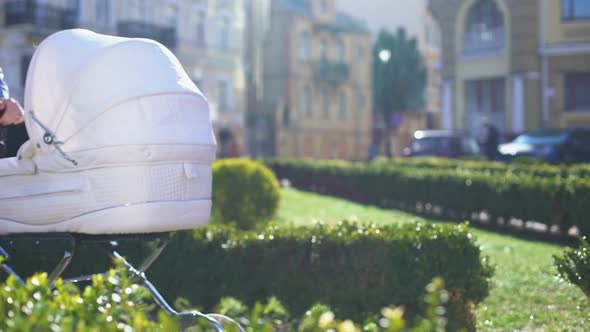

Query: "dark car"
left=498, top=128, right=590, bottom=164
left=403, top=130, right=481, bottom=158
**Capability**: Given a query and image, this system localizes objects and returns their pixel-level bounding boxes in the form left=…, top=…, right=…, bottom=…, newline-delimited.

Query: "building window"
left=357, top=45, right=364, bottom=62
left=165, top=4, right=178, bottom=27
left=320, top=39, right=328, bottom=60
left=565, top=73, right=590, bottom=111
left=21, top=55, right=32, bottom=86
left=321, top=90, right=329, bottom=119
left=357, top=93, right=366, bottom=113
left=320, top=0, right=328, bottom=14
left=463, top=0, right=504, bottom=55
left=563, top=0, right=590, bottom=20
left=302, top=86, right=312, bottom=117
left=465, top=78, right=505, bottom=113
left=300, top=31, right=311, bottom=60
left=195, top=10, right=207, bottom=45
left=220, top=16, right=232, bottom=49
left=96, top=0, right=110, bottom=27
left=338, top=91, right=347, bottom=120
left=218, top=80, right=229, bottom=112
left=283, top=107, right=290, bottom=127
left=337, top=40, right=345, bottom=63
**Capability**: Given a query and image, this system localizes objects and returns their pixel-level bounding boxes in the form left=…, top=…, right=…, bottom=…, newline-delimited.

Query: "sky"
left=336, top=0, right=427, bottom=47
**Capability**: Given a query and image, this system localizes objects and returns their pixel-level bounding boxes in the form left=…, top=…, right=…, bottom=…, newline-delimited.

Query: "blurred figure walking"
left=482, top=119, right=499, bottom=161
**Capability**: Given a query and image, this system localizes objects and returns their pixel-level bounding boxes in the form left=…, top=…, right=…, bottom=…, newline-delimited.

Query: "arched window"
left=463, top=0, right=504, bottom=54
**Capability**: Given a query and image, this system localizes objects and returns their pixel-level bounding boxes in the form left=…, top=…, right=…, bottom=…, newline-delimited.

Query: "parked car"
left=498, top=128, right=590, bottom=164
left=403, top=130, right=481, bottom=158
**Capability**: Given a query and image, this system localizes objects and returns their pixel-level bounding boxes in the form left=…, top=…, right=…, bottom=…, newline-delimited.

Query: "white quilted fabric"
left=0, top=29, right=216, bottom=234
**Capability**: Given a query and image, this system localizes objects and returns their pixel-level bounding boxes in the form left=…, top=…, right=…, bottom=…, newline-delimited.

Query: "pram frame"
left=0, top=232, right=226, bottom=331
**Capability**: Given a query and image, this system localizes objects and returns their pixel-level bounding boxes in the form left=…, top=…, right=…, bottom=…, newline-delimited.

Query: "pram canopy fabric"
left=23, top=29, right=216, bottom=169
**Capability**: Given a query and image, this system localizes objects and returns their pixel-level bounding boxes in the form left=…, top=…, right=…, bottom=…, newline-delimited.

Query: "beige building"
left=430, top=0, right=590, bottom=138
left=264, top=0, right=373, bottom=161
left=0, top=0, right=246, bottom=154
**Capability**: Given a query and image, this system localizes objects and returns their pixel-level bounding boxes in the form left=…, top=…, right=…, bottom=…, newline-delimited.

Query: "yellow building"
left=264, top=0, right=372, bottom=161
left=429, top=0, right=590, bottom=138
left=0, top=0, right=246, bottom=155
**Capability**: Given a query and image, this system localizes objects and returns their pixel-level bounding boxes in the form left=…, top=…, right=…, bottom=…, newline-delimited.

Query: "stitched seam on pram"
left=66, top=142, right=217, bottom=154
left=59, top=91, right=209, bottom=144
left=35, top=160, right=212, bottom=174
left=0, top=199, right=210, bottom=225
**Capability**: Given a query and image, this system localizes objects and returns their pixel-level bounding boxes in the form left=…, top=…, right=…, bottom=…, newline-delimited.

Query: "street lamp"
left=379, top=49, right=391, bottom=63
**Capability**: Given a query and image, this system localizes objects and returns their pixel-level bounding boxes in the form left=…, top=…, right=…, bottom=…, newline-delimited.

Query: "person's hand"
left=0, top=98, right=24, bottom=126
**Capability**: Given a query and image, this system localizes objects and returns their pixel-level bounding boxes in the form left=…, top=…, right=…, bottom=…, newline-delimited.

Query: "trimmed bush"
left=554, top=238, right=590, bottom=299
left=149, top=222, right=493, bottom=331
left=213, top=158, right=281, bottom=229
left=264, top=159, right=590, bottom=234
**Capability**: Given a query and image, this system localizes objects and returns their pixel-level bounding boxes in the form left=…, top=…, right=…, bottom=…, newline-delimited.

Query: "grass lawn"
left=276, top=188, right=590, bottom=331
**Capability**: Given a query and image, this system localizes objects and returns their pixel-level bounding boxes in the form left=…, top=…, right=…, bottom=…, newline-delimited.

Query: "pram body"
left=0, top=29, right=216, bottom=235
left=0, top=30, right=234, bottom=331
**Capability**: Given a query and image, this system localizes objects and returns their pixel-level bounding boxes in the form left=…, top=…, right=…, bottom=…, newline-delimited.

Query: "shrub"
left=212, top=158, right=281, bottom=229
left=0, top=258, right=452, bottom=331
left=0, top=259, right=180, bottom=331
left=554, top=238, right=590, bottom=299
left=149, top=221, right=492, bottom=331
left=264, top=158, right=590, bottom=234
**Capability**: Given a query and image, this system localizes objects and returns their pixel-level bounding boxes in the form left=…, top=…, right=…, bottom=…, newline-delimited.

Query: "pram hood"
left=23, top=29, right=216, bottom=170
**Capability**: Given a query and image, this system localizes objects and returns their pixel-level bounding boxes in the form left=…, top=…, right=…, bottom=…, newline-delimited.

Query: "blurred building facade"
left=0, top=0, right=247, bottom=156
left=430, top=0, right=590, bottom=139
left=263, top=0, right=373, bottom=160
left=335, top=0, right=442, bottom=157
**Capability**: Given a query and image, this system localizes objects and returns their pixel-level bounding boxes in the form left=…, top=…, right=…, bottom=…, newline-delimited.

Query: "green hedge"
left=0, top=258, right=452, bottom=331
left=554, top=238, right=590, bottom=300
left=212, top=158, right=281, bottom=229
left=265, top=159, right=590, bottom=235
left=149, top=222, right=492, bottom=331
left=372, top=157, right=590, bottom=178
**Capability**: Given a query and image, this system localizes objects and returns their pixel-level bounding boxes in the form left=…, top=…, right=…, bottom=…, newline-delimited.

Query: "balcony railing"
left=117, top=21, right=177, bottom=49
left=314, top=59, right=350, bottom=85
left=4, top=0, right=77, bottom=30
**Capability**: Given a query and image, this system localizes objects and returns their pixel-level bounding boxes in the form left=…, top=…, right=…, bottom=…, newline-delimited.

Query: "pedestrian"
left=0, top=66, right=28, bottom=158
left=482, top=118, right=499, bottom=161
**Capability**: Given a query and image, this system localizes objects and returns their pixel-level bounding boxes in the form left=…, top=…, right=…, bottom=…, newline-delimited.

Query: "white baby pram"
left=0, top=29, right=236, bottom=331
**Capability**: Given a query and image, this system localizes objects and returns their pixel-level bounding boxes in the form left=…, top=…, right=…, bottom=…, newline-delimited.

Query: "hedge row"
left=372, top=157, right=590, bottom=178
left=2, top=221, right=488, bottom=331
left=0, top=258, right=452, bottom=332
left=264, top=159, right=590, bottom=235
left=147, top=222, right=492, bottom=331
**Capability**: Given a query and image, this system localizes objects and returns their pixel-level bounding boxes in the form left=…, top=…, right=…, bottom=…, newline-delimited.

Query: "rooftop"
left=277, top=0, right=369, bottom=33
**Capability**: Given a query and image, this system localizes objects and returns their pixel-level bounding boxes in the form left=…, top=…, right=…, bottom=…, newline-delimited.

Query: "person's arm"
left=0, top=99, right=24, bottom=126
left=0, top=67, right=24, bottom=126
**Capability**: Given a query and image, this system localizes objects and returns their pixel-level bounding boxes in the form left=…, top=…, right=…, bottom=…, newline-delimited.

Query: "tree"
left=373, top=28, right=426, bottom=119
left=372, top=28, right=426, bottom=157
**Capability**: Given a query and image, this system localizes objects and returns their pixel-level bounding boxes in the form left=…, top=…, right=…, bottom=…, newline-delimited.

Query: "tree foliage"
left=373, top=28, right=426, bottom=121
